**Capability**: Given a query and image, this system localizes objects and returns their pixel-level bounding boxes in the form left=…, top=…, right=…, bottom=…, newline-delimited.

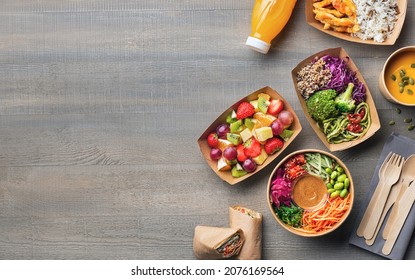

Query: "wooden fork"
left=363, top=153, right=404, bottom=240
left=356, top=152, right=393, bottom=237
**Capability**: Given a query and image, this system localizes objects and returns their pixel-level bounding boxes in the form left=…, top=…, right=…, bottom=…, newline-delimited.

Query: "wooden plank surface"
left=0, top=0, right=414, bottom=259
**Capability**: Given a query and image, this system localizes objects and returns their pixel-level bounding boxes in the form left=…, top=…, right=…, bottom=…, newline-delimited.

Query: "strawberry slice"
left=244, top=138, right=261, bottom=158
left=236, top=144, right=248, bottom=162
left=264, top=137, right=284, bottom=155
left=236, top=102, right=255, bottom=120
left=207, top=132, right=219, bottom=148
left=267, top=99, right=284, bottom=116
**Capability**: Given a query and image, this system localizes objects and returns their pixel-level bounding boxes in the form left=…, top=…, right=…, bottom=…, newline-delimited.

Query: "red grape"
left=271, top=119, right=284, bottom=136
left=216, top=124, right=230, bottom=139
left=223, top=147, right=237, bottom=161
left=278, top=110, right=294, bottom=128
left=243, top=158, right=257, bottom=173
left=210, top=148, right=222, bottom=160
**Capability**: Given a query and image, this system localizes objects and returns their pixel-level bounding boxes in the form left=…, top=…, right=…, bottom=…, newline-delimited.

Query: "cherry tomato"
left=347, top=113, right=362, bottom=124
left=358, top=108, right=366, bottom=118
left=347, top=123, right=363, bottom=133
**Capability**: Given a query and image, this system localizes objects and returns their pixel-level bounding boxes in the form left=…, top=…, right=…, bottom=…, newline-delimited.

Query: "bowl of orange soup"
left=379, top=46, right=415, bottom=106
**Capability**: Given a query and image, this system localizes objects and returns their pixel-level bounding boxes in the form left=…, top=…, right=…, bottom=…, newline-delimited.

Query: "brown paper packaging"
left=290, top=47, right=381, bottom=151
left=193, top=225, right=244, bottom=260
left=229, top=205, right=263, bottom=260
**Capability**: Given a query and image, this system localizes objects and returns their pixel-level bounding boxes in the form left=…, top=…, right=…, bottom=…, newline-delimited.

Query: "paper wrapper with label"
left=229, top=205, right=263, bottom=260
left=193, top=225, right=244, bottom=260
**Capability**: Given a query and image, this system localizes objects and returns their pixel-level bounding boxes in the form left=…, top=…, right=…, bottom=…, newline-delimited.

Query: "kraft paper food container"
left=197, top=86, right=302, bottom=185
left=306, top=0, right=407, bottom=45
left=291, top=47, right=381, bottom=152
left=267, top=149, right=354, bottom=237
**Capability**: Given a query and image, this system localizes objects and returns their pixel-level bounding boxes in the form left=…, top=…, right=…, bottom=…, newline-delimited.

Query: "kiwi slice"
left=231, top=164, right=247, bottom=178
left=226, top=133, right=242, bottom=145
left=257, top=97, right=269, bottom=114
left=230, top=119, right=243, bottom=133
left=244, top=118, right=255, bottom=130
left=279, top=129, right=294, bottom=141
left=226, top=110, right=237, bottom=123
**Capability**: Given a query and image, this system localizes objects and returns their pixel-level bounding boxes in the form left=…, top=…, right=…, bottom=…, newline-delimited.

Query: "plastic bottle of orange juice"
left=246, top=0, right=297, bottom=54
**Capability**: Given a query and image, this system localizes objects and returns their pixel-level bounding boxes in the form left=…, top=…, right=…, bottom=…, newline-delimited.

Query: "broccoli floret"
left=306, top=89, right=338, bottom=122
left=335, top=83, right=356, bottom=113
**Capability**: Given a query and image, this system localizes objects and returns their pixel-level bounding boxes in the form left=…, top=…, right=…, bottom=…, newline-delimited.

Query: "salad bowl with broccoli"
left=291, top=47, right=381, bottom=152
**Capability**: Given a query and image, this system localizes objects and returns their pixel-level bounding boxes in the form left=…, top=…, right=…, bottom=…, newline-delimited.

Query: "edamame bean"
left=330, top=191, right=340, bottom=198
left=330, top=179, right=335, bottom=185
left=334, top=183, right=344, bottom=190
left=331, top=171, right=338, bottom=179
left=340, top=189, right=349, bottom=198
left=328, top=188, right=337, bottom=194
left=325, top=167, right=332, bottom=174
left=337, top=174, right=346, bottom=182
left=344, top=178, right=350, bottom=189
left=336, top=166, right=344, bottom=174
left=326, top=183, right=333, bottom=189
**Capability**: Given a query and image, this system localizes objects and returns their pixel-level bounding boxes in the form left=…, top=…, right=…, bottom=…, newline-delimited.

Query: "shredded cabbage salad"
left=270, top=168, right=292, bottom=208
left=321, top=55, right=367, bottom=104
left=322, top=55, right=366, bottom=104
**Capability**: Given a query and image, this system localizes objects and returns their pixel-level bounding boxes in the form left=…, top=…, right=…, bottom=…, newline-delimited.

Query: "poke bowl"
left=267, top=149, right=354, bottom=237
left=306, top=0, right=407, bottom=45
left=291, top=47, right=380, bottom=152
left=197, top=86, right=302, bottom=185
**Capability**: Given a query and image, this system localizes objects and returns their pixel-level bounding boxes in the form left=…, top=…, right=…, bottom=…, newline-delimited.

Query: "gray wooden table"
left=1, top=0, right=414, bottom=260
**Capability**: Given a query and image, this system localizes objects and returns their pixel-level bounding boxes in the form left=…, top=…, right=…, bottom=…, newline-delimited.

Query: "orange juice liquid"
left=249, top=0, right=297, bottom=44
left=385, top=50, right=415, bottom=104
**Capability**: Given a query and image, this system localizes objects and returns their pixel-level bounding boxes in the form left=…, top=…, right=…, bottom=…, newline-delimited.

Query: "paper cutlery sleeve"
left=229, top=205, right=263, bottom=260
left=193, top=225, right=244, bottom=260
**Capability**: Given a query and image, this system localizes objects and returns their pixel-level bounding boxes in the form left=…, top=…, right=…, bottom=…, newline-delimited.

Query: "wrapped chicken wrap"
left=229, top=205, right=263, bottom=260
left=193, top=225, right=244, bottom=260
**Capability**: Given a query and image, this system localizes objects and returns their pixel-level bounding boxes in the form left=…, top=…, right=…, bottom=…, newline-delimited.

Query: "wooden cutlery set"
left=357, top=152, right=415, bottom=255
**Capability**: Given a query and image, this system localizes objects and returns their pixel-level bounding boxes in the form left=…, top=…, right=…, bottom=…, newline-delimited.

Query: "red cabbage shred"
left=321, top=55, right=366, bottom=104
left=270, top=168, right=292, bottom=208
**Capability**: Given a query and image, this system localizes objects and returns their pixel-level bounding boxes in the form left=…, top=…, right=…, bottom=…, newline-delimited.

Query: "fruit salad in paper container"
left=197, top=87, right=302, bottom=185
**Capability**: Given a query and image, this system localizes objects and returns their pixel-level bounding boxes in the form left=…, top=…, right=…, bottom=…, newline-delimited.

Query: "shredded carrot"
left=300, top=194, right=351, bottom=233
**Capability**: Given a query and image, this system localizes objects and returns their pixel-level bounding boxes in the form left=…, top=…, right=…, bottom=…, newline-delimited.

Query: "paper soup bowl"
left=267, top=149, right=354, bottom=237
left=291, top=47, right=381, bottom=152
left=306, top=0, right=407, bottom=45
left=197, top=87, right=302, bottom=185
left=379, top=46, right=415, bottom=106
